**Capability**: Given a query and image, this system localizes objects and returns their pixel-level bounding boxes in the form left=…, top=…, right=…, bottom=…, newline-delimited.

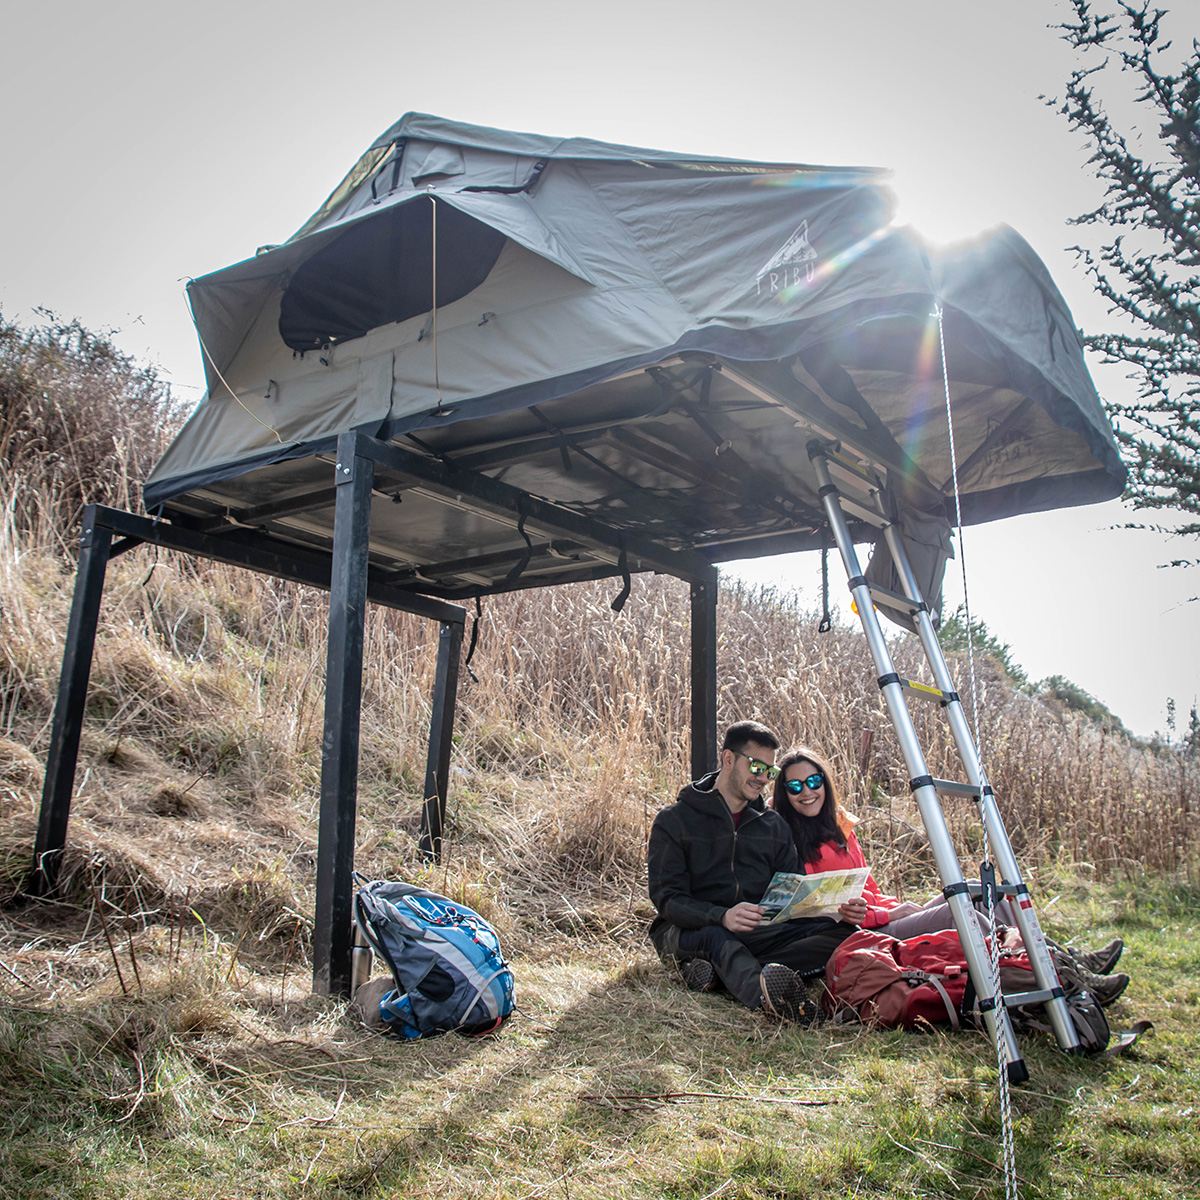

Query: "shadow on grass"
left=1, top=945, right=1192, bottom=1200
left=303, top=962, right=1155, bottom=1200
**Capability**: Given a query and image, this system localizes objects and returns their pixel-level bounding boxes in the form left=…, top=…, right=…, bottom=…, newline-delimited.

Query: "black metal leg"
left=690, top=578, right=718, bottom=780
left=312, top=437, right=373, bottom=997
left=28, top=508, right=112, bottom=897
left=420, top=619, right=464, bottom=861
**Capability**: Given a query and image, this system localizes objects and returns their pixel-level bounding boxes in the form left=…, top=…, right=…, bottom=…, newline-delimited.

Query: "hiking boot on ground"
left=1085, top=970, right=1130, bottom=1008
left=682, top=959, right=717, bottom=993
left=1048, top=935, right=1124, bottom=976
left=1052, top=949, right=1130, bottom=1008
left=759, top=963, right=821, bottom=1025
left=1071, top=937, right=1124, bottom=976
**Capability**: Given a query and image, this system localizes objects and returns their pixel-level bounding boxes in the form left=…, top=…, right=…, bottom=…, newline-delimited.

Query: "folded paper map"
left=758, top=868, right=870, bottom=923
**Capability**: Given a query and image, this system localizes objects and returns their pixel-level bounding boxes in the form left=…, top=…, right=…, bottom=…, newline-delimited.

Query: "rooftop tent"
left=43, top=114, right=1130, bottom=1003
left=146, top=113, right=1125, bottom=599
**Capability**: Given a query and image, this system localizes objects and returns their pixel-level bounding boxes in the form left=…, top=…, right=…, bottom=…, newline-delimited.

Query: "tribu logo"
left=755, top=220, right=818, bottom=296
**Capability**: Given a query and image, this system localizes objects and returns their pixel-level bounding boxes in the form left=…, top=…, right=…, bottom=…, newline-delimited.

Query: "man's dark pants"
left=653, top=918, right=856, bottom=1009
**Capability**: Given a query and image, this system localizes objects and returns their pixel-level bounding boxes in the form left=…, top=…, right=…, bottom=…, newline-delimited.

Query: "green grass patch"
left=1, top=877, right=1197, bottom=1199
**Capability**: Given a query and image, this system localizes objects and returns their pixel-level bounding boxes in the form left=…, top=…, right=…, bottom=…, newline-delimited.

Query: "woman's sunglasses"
left=734, top=752, right=780, bottom=780
left=784, top=773, right=825, bottom=795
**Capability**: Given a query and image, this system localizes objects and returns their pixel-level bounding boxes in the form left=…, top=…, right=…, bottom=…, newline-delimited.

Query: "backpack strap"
left=453, top=963, right=514, bottom=1034
left=903, top=969, right=961, bottom=1030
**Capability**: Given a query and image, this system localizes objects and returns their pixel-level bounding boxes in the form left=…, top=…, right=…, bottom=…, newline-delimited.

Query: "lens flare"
left=890, top=307, right=947, bottom=464
left=776, top=226, right=891, bottom=302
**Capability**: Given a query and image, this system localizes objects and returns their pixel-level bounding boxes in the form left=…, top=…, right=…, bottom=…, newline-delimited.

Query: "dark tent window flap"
left=279, top=199, right=506, bottom=351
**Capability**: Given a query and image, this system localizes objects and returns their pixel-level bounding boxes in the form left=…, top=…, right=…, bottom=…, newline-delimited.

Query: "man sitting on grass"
left=647, top=720, right=860, bottom=1023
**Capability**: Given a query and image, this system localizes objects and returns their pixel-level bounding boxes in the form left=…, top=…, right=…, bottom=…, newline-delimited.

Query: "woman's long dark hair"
left=771, top=746, right=850, bottom=867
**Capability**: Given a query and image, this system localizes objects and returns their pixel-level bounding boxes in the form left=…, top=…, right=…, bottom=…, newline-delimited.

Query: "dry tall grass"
left=1, top=484, right=1196, bottom=971
left=0, top=305, right=1195, bottom=973
left=0, top=311, right=176, bottom=536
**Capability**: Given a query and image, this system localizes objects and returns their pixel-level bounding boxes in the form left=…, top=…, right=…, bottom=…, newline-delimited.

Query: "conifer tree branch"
left=1048, top=2, right=1200, bottom=547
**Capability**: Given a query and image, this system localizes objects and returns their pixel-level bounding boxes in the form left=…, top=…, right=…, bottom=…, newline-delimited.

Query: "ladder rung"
left=965, top=881, right=1021, bottom=898
left=867, top=582, right=924, bottom=614
left=825, top=450, right=883, bottom=490
left=1002, top=989, right=1058, bottom=1008
left=929, top=778, right=980, bottom=797
left=837, top=494, right=890, bottom=528
left=899, top=678, right=955, bottom=703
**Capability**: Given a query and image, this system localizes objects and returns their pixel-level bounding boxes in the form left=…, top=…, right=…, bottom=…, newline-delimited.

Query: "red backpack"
left=825, top=927, right=1036, bottom=1030
left=824, top=926, right=1113, bottom=1052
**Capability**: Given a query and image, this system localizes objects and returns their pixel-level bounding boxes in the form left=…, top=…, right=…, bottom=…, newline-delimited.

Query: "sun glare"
left=889, top=165, right=1014, bottom=248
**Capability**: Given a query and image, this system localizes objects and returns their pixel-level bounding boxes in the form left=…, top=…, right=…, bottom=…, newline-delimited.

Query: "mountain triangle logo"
left=755, top=220, right=818, bottom=296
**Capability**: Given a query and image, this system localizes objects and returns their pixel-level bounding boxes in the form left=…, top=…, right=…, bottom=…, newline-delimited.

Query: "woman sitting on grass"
left=769, top=746, right=1129, bottom=1005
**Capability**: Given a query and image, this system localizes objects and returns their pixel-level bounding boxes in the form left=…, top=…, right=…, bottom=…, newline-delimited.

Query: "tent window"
left=279, top=201, right=506, bottom=351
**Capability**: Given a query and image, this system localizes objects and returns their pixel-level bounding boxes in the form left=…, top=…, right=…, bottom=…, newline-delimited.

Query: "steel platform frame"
left=26, top=430, right=719, bottom=996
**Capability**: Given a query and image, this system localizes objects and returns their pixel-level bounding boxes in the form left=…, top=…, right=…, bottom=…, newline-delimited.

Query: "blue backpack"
left=353, top=879, right=515, bottom=1039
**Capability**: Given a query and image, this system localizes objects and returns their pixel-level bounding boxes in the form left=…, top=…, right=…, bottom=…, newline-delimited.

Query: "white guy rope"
left=935, top=304, right=1018, bottom=1200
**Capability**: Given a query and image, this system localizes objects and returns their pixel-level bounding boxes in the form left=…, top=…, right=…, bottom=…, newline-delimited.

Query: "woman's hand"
left=721, top=902, right=765, bottom=933
left=838, top=897, right=868, bottom=925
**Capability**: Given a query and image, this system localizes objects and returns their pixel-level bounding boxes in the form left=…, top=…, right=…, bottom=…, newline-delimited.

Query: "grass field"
left=1, top=541, right=1198, bottom=1198
left=1, top=546, right=1198, bottom=1198
left=1, top=868, right=1196, bottom=1200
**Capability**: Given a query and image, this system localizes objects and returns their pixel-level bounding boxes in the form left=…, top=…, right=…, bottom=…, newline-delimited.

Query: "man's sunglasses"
left=784, top=773, right=825, bottom=795
left=734, top=752, right=780, bottom=780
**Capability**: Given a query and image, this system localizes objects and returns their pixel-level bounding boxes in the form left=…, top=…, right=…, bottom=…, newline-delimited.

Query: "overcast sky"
left=2, top=0, right=1195, bottom=738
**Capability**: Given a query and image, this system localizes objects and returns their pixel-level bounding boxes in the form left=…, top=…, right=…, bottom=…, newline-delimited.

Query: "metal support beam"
left=415, top=560, right=635, bottom=600
left=690, top=578, right=718, bottom=780
left=189, top=484, right=340, bottom=532
left=381, top=540, right=581, bottom=583
left=27, top=508, right=112, bottom=897
left=419, top=619, right=464, bottom=860
left=86, top=505, right=466, bottom=625
left=353, top=433, right=718, bottom=584
left=722, top=360, right=948, bottom=515
left=312, top=437, right=373, bottom=997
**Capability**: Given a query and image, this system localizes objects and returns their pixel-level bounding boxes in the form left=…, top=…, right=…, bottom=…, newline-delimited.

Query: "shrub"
left=0, top=308, right=179, bottom=534
left=1038, top=674, right=1130, bottom=736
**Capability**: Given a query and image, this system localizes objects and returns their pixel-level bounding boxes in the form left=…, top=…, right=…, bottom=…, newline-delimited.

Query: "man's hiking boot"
left=682, top=959, right=717, bottom=993
left=759, top=963, right=802, bottom=1019
left=1071, top=937, right=1124, bottom=976
left=759, top=963, right=821, bottom=1026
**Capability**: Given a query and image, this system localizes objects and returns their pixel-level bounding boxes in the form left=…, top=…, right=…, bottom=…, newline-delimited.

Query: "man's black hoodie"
left=647, top=772, right=798, bottom=938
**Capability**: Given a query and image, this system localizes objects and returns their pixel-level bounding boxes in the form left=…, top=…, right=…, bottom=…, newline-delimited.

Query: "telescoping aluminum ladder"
left=808, top=438, right=1083, bottom=1081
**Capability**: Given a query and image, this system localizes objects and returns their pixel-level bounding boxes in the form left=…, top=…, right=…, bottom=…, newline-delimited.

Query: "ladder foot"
left=1006, top=1060, right=1030, bottom=1086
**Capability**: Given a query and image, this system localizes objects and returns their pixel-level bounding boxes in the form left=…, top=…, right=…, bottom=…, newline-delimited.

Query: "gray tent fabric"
left=146, top=114, right=1125, bottom=585
left=864, top=512, right=956, bottom=633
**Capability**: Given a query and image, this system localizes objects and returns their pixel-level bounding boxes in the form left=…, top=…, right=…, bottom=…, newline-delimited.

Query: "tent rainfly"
left=147, top=113, right=1124, bottom=604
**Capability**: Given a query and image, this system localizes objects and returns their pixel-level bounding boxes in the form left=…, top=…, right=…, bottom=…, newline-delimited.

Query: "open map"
left=759, top=868, right=870, bottom=924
